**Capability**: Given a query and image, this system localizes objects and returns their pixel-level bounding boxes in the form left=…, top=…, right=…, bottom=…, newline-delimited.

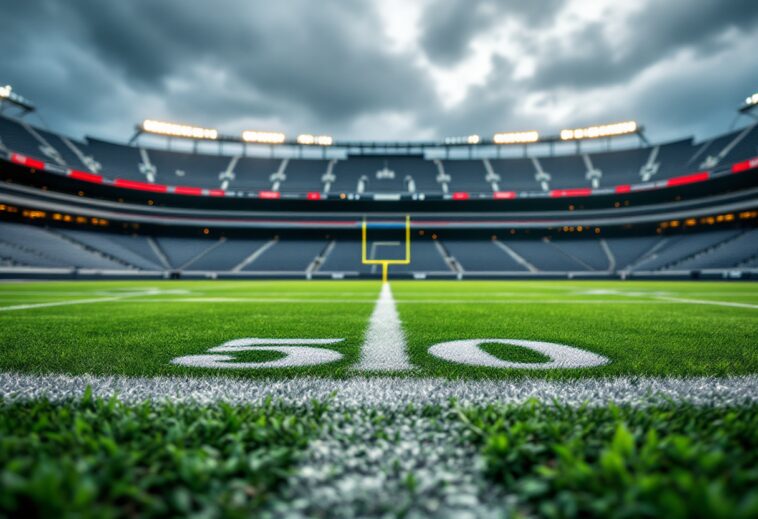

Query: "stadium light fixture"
left=560, top=121, right=637, bottom=141
left=746, top=93, right=758, bottom=106
left=297, top=134, right=333, bottom=146
left=141, top=120, right=218, bottom=140
left=0, top=84, right=35, bottom=112
left=493, top=130, right=540, bottom=144
left=241, top=130, right=286, bottom=144
left=444, top=135, right=481, bottom=145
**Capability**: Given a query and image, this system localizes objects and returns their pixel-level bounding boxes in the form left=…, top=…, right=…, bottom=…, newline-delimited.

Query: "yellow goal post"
left=361, top=215, right=411, bottom=283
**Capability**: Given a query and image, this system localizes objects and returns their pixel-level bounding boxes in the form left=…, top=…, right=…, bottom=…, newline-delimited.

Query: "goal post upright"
left=361, top=215, right=411, bottom=283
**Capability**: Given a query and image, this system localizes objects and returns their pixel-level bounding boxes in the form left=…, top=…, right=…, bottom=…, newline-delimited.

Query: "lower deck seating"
left=443, top=240, right=526, bottom=272
left=243, top=240, right=326, bottom=272
left=1, top=221, right=754, bottom=273
left=0, top=222, right=124, bottom=269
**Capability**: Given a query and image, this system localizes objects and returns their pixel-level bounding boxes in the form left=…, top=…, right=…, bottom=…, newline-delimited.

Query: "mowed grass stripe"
left=0, top=280, right=756, bottom=379
left=2, top=372, right=757, bottom=407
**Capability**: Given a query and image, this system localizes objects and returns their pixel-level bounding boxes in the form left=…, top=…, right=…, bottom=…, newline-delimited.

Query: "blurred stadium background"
left=0, top=84, right=756, bottom=280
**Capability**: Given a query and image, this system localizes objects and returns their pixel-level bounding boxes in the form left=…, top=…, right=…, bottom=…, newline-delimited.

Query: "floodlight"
left=141, top=120, right=218, bottom=140
left=560, top=121, right=637, bottom=141
left=241, top=130, right=286, bottom=144
left=493, top=131, right=540, bottom=144
left=297, top=134, right=333, bottom=146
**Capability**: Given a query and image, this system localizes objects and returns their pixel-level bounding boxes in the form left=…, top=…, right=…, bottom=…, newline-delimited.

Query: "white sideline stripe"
left=0, top=289, right=179, bottom=312
left=355, top=283, right=412, bottom=371
left=654, top=296, right=758, bottom=310
left=97, top=298, right=722, bottom=305
left=0, top=296, right=127, bottom=312
left=1, top=372, right=756, bottom=408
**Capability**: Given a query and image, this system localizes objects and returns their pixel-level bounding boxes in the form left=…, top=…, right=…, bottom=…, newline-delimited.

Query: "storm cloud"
left=0, top=0, right=756, bottom=144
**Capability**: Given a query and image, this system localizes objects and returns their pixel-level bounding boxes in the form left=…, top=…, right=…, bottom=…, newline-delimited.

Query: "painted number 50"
left=171, top=337, right=608, bottom=370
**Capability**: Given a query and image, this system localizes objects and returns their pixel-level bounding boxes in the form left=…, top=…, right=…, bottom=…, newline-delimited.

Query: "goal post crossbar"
left=361, top=215, right=411, bottom=282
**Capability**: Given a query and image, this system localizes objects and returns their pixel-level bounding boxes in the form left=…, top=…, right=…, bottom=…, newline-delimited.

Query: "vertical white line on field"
left=355, top=283, right=412, bottom=371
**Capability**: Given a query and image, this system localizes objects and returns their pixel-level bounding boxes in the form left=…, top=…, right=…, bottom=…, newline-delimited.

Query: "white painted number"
left=171, top=337, right=608, bottom=370
left=171, top=338, right=344, bottom=369
left=428, top=339, right=609, bottom=369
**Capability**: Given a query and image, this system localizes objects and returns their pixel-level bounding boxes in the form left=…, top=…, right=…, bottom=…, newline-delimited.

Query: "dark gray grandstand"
left=0, top=112, right=756, bottom=279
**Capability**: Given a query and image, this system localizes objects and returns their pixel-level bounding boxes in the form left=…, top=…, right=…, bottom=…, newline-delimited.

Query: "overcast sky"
left=1, top=0, right=757, bottom=145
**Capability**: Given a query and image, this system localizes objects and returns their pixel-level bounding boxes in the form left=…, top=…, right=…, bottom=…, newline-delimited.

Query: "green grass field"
left=1, top=279, right=757, bottom=517
left=0, top=280, right=756, bottom=378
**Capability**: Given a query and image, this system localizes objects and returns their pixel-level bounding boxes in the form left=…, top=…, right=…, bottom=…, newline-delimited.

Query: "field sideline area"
left=2, top=279, right=758, bottom=517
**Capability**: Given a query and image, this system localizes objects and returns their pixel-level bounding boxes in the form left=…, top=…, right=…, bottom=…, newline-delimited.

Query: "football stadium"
left=1, top=1, right=758, bottom=517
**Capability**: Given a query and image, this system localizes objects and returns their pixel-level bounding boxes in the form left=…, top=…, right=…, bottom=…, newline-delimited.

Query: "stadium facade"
left=0, top=109, right=756, bottom=280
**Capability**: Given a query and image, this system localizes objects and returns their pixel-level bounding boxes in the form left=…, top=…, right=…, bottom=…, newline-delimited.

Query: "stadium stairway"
left=543, top=239, right=607, bottom=271
left=307, top=240, right=337, bottom=277
left=52, top=229, right=137, bottom=270
left=669, top=229, right=758, bottom=270
left=632, top=230, right=741, bottom=271
left=0, top=222, right=123, bottom=270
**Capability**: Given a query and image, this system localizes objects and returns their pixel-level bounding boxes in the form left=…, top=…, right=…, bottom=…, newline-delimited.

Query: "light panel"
left=241, top=130, right=286, bottom=144
left=297, top=134, right=333, bottom=146
left=560, top=121, right=637, bottom=141
left=493, top=130, right=540, bottom=144
left=142, top=120, right=218, bottom=140
left=746, top=92, right=758, bottom=106
left=444, top=134, right=481, bottom=145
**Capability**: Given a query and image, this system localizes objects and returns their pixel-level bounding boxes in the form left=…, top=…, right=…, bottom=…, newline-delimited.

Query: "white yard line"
left=0, top=289, right=175, bottom=312
left=654, top=296, right=758, bottom=310
left=1, top=372, right=756, bottom=408
left=115, top=297, right=379, bottom=304
left=355, top=283, right=413, bottom=371
left=0, top=296, right=130, bottom=312
left=107, top=298, right=703, bottom=305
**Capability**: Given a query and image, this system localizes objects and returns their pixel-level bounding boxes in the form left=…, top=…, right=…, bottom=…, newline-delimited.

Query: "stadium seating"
left=86, top=138, right=146, bottom=181
left=147, top=148, right=231, bottom=189
left=0, top=117, right=46, bottom=159
left=632, top=230, right=741, bottom=271
left=488, top=159, right=543, bottom=192
left=437, top=160, right=490, bottom=193
left=2, top=114, right=757, bottom=196
left=231, top=157, right=283, bottom=191
left=241, top=240, right=327, bottom=272
left=1, top=220, right=755, bottom=275
left=603, top=236, right=662, bottom=270
left=280, top=160, right=330, bottom=192
left=443, top=240, right=527, bottom=272
left=665, top=229, right=758, bottom=270
left=0, top=222, right=125, bottom=269
left=330, top=156, right=438, bottom=194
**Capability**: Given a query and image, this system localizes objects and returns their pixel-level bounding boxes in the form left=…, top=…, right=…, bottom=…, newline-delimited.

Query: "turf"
left=1, top=279, right=757, bottom=517
left=468, top=402, right=758, bottom=519
left=2, top=397, right=757, bottom=518
left=0, top=280, right=756, bottom=379
left=0, top=394, right=326, bottom=518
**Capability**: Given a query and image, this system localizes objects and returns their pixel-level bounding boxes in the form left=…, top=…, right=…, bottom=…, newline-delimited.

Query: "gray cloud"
left=530, top=0, right=758, bottom=90
left=419, top=0, right=564, bottom=65
left=0, top=0, right=756, bottom=144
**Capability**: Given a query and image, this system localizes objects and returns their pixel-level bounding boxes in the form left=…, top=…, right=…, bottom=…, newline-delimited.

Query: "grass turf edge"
left=0, top=392, right=327, bottom=518
left=461, top=400, right=758, bottom=519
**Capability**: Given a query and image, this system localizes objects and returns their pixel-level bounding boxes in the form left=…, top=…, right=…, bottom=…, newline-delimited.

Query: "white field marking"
left=428, top=339, right=609, bottom=369
left=0, top=288, right=190, bottom=312
left=172, top=338, right=344, bottom=369
left=1, top=372, right=757, bottom=408
left=107, top=298, right=685, bottom=305
left=577, top=289, right=758, bottom=297
left=115, top=297, right=379, bottom=304
left=653, top=296, right=758, bottom=310
left=355, top=283, right=412, bottom=371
